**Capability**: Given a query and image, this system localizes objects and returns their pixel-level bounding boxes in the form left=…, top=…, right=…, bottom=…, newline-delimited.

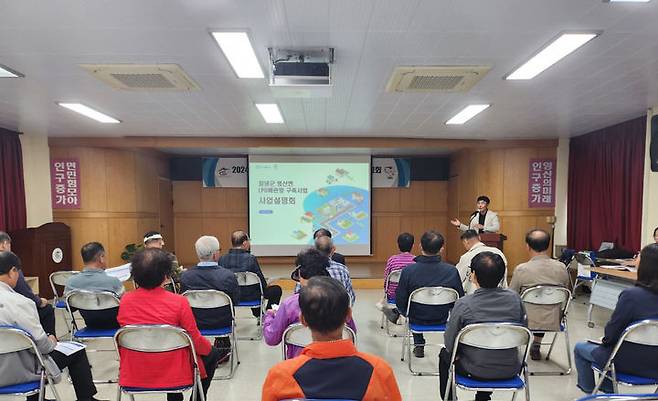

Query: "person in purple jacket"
left=263, top=247, right=357, bottom=359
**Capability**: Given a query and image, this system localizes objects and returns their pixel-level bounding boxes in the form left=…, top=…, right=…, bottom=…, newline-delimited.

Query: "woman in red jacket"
left=117, top=248, right=221, bottom=401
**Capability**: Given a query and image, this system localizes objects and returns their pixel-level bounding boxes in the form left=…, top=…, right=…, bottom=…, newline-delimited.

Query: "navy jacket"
left=395, top=255, right=464, bottom=324
left=592, top=286, right=658, bottom=379
left=180, top=262, right=240, bottom=329
left=219, top=249, right=267, bottom=302
left=332, top=252, right=346, bottom=266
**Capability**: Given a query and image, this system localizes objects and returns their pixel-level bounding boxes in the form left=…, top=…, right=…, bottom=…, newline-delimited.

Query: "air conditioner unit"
left=268, top=48, right=334, bottom=97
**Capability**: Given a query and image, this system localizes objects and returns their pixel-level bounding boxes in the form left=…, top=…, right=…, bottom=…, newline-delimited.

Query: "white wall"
left=641, top=107, right=658, bottom=246
left=553, top=137, right=569, bottom=253
left=20, top=134, right=53, bottom=227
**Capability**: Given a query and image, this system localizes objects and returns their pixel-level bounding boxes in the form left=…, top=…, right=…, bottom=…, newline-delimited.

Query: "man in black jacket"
left=394, top=230, right=464, bottom=358
left=181, top=235, right=239, bottom=362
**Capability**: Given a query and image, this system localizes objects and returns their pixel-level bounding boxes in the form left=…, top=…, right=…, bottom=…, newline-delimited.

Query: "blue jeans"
left=574, top=342, right=613, bottom=393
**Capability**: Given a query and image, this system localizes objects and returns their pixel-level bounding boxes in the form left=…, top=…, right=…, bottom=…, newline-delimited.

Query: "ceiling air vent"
left=385, top=66, right=491, bottom=93
left=79, top=64, right=199, bottom=91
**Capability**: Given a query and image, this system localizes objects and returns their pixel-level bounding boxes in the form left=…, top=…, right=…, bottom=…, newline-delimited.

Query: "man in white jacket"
left=0, top=251, right=101, bottom=401
left=450, top=195, right=500, bottom=233
left=455, top=230, right=508, bottom=293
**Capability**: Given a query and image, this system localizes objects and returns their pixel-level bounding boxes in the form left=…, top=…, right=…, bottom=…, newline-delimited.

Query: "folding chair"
left=577, top=395, right=658, bottom=401
left=592, top=319, right=658, bottom=394
left=234, top=271, right=265, bottom=340
left=520, top=285, right=572, bottom=375
left=282, top=323, right=356, bottom=360
left=114, top=324, right=205, bottom=401
left=401, top=286, right=460, bottom=376
left=49, top=270, right=79, bottom=338
left=571, top=252, right=595, bottom=298
left=183, top=290, right=240, bottom=379
left=380, top=269, right=402, bottom=336
left=0, top=326, right=62, bottom=401
left=66, top=290, right=121, bottom=383
left=444, top=322, right=532, bottom=401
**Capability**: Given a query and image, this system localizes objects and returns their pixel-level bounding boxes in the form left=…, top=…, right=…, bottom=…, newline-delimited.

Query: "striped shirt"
left=384, top=252, right=416, bottom=300
left=327, top=260, right=356, bottom=305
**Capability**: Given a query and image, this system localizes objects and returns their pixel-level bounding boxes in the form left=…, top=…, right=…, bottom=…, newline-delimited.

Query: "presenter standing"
left=450, top=195, right=500, bottom=233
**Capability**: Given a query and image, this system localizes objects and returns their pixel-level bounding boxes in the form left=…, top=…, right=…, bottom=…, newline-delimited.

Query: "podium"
left=479, top=232, right=507, bottom=252
left=9, top=222, right=72, bottom=298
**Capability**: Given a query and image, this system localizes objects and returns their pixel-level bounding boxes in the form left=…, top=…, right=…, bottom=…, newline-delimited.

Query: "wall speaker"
left=652, top=115, right=658, bottom=172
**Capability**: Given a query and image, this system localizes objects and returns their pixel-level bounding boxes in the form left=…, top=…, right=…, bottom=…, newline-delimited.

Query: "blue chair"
left=380, top=269, right=402, bottom=337
left=282, top=323, right=356, bottom=360
left=444, top=322, right=532, bottom=401
left=48, top=270, right=79, bottom=339
left=520, top=285, right=573, bottom=375
left=234, top=271, right=265, bottom=340
left=401, top=286, right=460, bottom=376
left=183, top=289, right=240, bottom=379
left=114, top=324, right=205, bottom=401
left=0, top=326, right=61, bottom=401
left=577, top=395, right=658, bottom=401
left=66, top=290, right=120, bottom=383
left=592, top=319, right=658, bottom=394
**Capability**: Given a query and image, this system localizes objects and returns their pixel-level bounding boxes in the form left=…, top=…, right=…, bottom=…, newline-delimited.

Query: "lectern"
left=9, top=222, right=72, bottom=298
left=479, top=232, right=507, bottom=252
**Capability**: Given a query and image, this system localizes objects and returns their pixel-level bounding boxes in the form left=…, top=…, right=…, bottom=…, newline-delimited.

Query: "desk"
left=587, top=267, right=637, bottom=328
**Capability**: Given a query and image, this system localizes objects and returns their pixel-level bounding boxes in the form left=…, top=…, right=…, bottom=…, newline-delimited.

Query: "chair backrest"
left=454, top=322, right=532, bottom=353
left=384, top=270, right=402, bottom=293
left=577, top=395, right=658, bottom=401
left=0, top=326, right=49, bottom=368
left=65, top=290, right=121, bottom=311
left=234, top=271, right=262, bottom=290
left=406, top=286, right=460, bottom=315
left=114, top=324, right=196, bottom=354
left=282, top=323, right=356, bottom=356
left=182, top=289, right=233, bottom=311
left=520, top=285, right=571, bottom=313
left=49, top=270, right=79, bottom=298
left=620, top=319, right=658, bottom=347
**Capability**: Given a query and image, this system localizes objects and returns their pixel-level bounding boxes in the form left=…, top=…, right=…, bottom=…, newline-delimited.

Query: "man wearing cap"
left=450, top=195, right=500, bottom=233
left=143, top=231, right=182, bottom=292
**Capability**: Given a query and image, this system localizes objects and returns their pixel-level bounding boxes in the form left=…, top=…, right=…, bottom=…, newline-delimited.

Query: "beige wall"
left=642, top=107, right=658, bottom=246
left=553, top=137, right=569, bottom=252
left=20, top=135, right=53, bottom=227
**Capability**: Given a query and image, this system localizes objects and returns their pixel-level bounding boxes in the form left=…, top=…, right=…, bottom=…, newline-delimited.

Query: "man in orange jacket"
left=262, top=276, right=402, bottom=401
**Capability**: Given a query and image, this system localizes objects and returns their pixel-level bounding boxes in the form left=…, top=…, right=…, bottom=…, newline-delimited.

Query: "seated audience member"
left=262, top=276, right=401, bottom=401
left=379, top=232, right=415, bottom=309
left=313, top=228, right=346, bottom=265
left=0, top=231, right=56, bottom=336
left=393, top=230, right=464, bottom=358
left=219, top=230, right=282, bottom=316
left=455, top=229, right=508, bottom=293
left=510, top=229, right=570, bottom=360
left=263, top=247, right=357, bottom=359
left=315, top=236, right=356, bottom=305
left=143, top=231, right=183, bottom=293
left=439, top=252, right=528, bottom=401
left=573, top=243, right=658, bottom=394
left=117, top=248, right=221, bottom=401
left=181, top=235, right=239, bottom=361
left=0, top=252, right=101, bottom=401
left=65, top=242, right=124, bottom=329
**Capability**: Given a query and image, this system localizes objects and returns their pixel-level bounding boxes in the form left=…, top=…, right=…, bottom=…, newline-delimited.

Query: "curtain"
left=0, top=127, right=27, bottom=232
left=567, top=117, right=645, bottom=252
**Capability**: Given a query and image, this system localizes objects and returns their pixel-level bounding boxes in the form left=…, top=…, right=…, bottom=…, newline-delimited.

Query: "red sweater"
left=117, top=287, right=212, bottom=388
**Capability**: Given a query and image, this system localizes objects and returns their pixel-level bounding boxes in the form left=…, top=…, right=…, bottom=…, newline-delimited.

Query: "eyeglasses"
left=290, top=265, right=302, bottom=282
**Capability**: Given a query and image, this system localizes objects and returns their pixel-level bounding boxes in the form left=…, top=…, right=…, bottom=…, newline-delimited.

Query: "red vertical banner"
left=51, top=158, right=81, bottom=209
left=528, top=158, right=556, bottom=208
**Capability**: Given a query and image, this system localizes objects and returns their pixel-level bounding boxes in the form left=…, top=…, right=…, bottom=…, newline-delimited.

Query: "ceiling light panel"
left=605, top=0, right=651, bottom=2
left=505, top=32, right=600, bottom=80
left=255, top=103, right=284, bottom=124
left=0, top=64, right=23, bottom=78
left=211, top=31, right=264, bottom=78
left=446, top=104, right=491, bottom=125
left=57, top=103, right=121, bottom=123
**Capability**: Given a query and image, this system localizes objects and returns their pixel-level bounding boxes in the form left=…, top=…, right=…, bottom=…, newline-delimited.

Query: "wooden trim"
left=172, top=211, right=448, bottom=218
left=53, top=211, right=159, bottom=219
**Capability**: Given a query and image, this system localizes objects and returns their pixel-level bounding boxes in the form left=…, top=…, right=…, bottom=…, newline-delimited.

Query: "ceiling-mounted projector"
left=268, top=47, right=334, bottom=87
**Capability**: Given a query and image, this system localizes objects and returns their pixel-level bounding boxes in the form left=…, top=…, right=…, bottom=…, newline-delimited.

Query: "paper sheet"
left=577, top=262, right=591, bottom=278
left=55, top=341, right=86, bottom=356
left=105, top=263, right=132, bottom=282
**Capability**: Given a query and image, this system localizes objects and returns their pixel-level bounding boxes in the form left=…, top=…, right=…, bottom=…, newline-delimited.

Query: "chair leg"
left=545, top=332, right=558, bottom=360
left=523, top=367, right=531, bottom=400
left=116, top=386, right=122, bottom=401
left=400, top=327, right=407, bottom=361
left=563, top=325, right=573, bottom=375
left=128, top=393, right=135, bottom=401
left=380, top=311, right=385, bottom=330
left=47, top=376, right=62, bottom=401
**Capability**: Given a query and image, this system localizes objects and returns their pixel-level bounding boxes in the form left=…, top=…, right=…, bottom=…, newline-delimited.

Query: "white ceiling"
left=1, top=0, right=657, bottom=139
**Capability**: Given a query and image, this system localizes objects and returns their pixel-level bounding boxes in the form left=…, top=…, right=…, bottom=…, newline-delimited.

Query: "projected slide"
left=249, top=155, right=371, bottom=256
